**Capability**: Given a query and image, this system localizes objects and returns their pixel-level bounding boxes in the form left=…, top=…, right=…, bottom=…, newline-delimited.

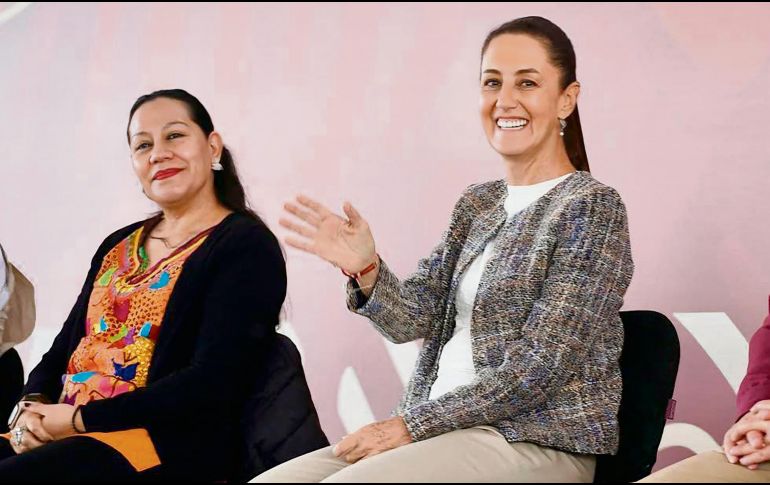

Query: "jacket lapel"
left=473, top=171, right=587, bottom=303
left=451, top=181, right=508, bottom=289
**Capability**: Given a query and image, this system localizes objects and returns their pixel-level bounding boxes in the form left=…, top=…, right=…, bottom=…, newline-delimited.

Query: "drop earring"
left=559, top=118, right=567, bottom=137
left=211, top=157, right=223, bottom=171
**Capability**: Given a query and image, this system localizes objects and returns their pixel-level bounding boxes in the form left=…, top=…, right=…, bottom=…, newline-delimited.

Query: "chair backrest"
left=229, top=333, right=329, bottom=482
left=593, top=311, right=680, bottom=483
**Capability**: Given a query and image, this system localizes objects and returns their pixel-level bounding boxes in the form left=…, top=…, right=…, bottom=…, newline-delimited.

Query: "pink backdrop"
left=2, top=2, right=769, bottom=471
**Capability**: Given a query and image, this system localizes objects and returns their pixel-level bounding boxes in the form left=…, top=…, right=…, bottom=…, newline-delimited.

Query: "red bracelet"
left=341, top=256, right=379, bottom=280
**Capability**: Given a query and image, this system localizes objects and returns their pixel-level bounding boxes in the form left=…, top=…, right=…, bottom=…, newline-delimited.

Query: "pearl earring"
left=559, top=118, right=567, bottom=137
left=212, top=158, right=223, bottom=171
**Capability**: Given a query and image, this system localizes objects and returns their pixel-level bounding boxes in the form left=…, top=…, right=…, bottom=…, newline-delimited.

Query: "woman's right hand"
left=9, top=411, right=54, bottom=454
left=280, top=195, right=377, bottom=274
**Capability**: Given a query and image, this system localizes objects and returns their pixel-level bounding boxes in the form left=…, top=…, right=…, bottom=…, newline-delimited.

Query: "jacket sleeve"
left=80, top=226, right=287, bottom=432
left=736, top=298, right=770, bottom=418
left=344, top=191, right=471, bottom=344
left=398, top=188, right=634, bottom=441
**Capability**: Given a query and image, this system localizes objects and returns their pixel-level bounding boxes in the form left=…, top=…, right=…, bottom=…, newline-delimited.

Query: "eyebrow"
left=482, top=68, right=541, bottom=76
left=130, top=121, right=190, bottom=140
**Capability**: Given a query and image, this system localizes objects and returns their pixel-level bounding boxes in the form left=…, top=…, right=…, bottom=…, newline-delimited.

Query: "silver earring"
left=211, top=158, right=223, bottom=171
left=559, top=118, right=567, bottom=137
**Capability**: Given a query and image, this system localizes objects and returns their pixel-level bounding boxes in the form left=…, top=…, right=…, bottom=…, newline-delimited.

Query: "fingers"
left=284, top=202, right=321, bottom=228
left=25, top=403, right=46, bottom=416
left=726, top=439, right=750, bottom=463
left=730, top=441, right=763, bottom=458
left=336, top=435, right=367, bottom=465
left=332, top=435, right=357, bottom=459
left=724, top=431, right=739, bottom=458
left=753, top=409, right=770, bottom=421
left=20, top=429, right=45, bottom=452
left=728, top=421, right=770, bottom=444
left=284, top=236, right=315, bottom=254
left=279, top=217, right=317, bottom=239
left=295, top=195, right=333, bottom=219
left=25, top=414, right=54, bottom=442
left=343, top=447, right=367, bottom=464
left=342, top=202, right=363, bottom=226
left=9, top=440, right=22, bottom=455
left=725, top=428, right=749, bottom=462
left=748, top=430, right=766, bottom=450
left=740, top=446, right=770, bottom=466
left=751, top=400, right=770, bottom=413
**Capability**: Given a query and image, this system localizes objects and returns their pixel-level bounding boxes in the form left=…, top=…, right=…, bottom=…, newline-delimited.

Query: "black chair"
left=228, top=333, right=329, bottom=482
left=594, top=311, right=680, bottom=483
left=0, top=348, right=24, bottom=434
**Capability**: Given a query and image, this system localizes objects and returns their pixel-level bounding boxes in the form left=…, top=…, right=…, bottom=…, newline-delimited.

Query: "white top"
left=428, top=173, right=573, bottom=400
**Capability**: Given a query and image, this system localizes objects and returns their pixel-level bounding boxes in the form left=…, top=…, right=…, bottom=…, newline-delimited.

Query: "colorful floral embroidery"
left=60, top=225, right=211, bottom=406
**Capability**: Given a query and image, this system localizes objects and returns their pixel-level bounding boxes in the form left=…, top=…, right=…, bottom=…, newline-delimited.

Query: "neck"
left=502, top=136, right=576, bottom=186
left=158, top=190, right=230, bottom=237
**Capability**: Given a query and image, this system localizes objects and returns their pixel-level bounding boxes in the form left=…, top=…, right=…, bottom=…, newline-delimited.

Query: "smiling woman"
left=254, top=16, right=633, bottom=483
left=0, top=89, right=328, bottom=480
left=479, top=20, right=589, bottom=177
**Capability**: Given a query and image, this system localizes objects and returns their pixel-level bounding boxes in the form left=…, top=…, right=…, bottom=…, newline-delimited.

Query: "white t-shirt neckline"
left=428, top=172, right=574, bottom=400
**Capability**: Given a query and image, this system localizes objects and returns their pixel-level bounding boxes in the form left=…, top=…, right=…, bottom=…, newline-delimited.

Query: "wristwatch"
left=7, top=393, right=51, bottom=429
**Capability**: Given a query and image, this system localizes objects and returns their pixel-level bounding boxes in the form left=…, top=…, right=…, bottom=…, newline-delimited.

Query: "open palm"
left=280, top=195, right=376, bottom=273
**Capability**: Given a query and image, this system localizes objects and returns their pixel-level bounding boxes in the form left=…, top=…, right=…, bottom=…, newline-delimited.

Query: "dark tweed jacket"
left=347, top=171, right=634, bottom=455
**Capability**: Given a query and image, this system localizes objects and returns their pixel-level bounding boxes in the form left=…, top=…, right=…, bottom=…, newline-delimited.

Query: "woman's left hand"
left=25, top=403, right=80, bottom=440
left=332, top=416, right=412, bottom=464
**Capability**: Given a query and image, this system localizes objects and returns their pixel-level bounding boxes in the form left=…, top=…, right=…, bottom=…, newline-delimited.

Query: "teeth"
left=497, top=119, right=528, bottom=129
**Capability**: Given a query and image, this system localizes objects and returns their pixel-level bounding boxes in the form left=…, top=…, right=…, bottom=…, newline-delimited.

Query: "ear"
left=558, top=81, right=581, bottom=119
left=208, top=131, right=224, bottom=160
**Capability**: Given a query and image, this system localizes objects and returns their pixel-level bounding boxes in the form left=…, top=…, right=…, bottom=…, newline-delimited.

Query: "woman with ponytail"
left=0, top=89, right=327, bottom=480
left=257, top=16, right=633, bottom=483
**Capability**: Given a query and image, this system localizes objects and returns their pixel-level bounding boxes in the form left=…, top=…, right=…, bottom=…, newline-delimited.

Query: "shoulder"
left=462, top=179, right=506, bottom=201
left=555, top=171, right=627, bottom=213
left=455, top=179, right=506, bottom=213
left=207, top=213, right=284, bottom=264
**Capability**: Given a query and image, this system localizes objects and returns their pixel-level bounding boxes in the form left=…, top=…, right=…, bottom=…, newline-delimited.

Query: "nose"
left=495, top=86, right=518, bottom=111
left=149, top=142, right=173, bottom=165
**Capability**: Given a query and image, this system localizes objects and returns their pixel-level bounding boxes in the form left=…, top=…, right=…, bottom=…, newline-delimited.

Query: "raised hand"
left=280, top=195, right=377, bottom=274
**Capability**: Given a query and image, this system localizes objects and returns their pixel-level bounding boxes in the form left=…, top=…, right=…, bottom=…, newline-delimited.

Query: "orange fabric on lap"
left=1, top=429, right=159, bottom=471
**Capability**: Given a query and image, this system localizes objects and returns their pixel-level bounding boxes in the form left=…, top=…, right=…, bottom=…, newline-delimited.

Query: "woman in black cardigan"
left=0, top=89, right=327, bottom=481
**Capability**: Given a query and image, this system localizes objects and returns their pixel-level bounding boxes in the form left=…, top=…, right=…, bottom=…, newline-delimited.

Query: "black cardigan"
left=23, top=213, right=328, bottom=480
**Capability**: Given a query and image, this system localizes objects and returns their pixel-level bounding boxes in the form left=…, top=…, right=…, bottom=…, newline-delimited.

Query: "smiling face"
left=480, top=33, right=579, bottom=162
left=128, top=97, right=222, bottom=209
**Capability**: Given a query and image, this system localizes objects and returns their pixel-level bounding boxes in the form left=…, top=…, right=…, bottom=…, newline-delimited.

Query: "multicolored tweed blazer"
left=347, top=171, right=634, bottom=455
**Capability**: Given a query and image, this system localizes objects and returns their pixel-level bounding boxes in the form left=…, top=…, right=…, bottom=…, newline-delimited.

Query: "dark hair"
left=127, top=88, right=263, bottom=222
left=481, top=16, right=589, bottom=172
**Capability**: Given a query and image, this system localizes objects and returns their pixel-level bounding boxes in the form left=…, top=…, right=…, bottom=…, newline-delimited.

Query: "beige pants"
left=638, top=451, right=770, bottom=483
left=251, top=426, right=595, bottom=483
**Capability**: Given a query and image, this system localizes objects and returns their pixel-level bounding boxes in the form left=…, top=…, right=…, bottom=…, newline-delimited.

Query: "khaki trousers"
left=638, top=451, right=770, bottom=483
left=251, top=426, right=595, bottom=483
